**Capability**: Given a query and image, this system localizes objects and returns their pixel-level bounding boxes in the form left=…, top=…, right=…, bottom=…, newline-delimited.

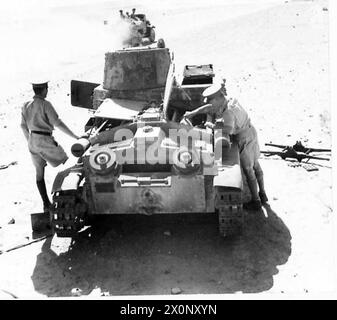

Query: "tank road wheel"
left=50, top=189, right=87, bottom=237
left=215, top=187, right=243, bottom=238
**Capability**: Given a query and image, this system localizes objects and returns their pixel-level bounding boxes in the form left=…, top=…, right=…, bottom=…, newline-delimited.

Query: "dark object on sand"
left=0, top=161, right=18, bottom=170
left=302, top=164, right=319, bottom=172
left=262, top=140, right=331, bottom=162
left=261, top=148, right=329, bottom=162
left=265, top=141, right=331, bottom=154
left=30, top=212, right=50, bottom=232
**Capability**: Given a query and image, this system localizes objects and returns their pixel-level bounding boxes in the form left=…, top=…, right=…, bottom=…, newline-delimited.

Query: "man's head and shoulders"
left=21, top=79, right=62, bottom=131
left=202, top=82, right=246, bottom=116
left=31, top=79, right=49, bottom=100
left=202, top=82, right=229, bottom=114
left=23, top=80, right=53, bottom=111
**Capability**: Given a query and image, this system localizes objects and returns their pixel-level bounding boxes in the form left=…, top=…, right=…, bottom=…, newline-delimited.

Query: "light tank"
left=118, top=9, right=159, bottom=48
left=50, top=44, right=244, bottom=238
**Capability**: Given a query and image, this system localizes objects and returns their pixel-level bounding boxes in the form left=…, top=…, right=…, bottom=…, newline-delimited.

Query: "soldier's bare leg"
left=240, top=148, right=260, bottom=200
left=253, top=160, right=268, bottom=203
left=242, top=166, right=262, bottom=210
left=243, top=167, right=260, bottom=201
left=35, top=165, right=51, bottom=212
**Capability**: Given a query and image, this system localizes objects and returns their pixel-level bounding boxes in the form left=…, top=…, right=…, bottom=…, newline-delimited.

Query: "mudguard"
left=213, top=142, right=243, bottom=190
left=52, top=166, right=83, bottom=193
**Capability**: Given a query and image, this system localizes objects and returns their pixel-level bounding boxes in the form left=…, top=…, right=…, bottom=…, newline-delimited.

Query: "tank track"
left=51, top=189, right=87, bottom=237
left=215, top=187, right=243, bottom=238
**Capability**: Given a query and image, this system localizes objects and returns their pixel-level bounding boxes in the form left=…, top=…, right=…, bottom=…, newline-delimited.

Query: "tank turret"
left=116, top=10, right=158, bottom=48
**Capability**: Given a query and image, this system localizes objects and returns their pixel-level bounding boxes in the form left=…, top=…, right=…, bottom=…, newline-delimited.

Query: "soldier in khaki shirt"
left=20, top=80, right=79, bottom=213
left=183, top=82, right=268, bottom=210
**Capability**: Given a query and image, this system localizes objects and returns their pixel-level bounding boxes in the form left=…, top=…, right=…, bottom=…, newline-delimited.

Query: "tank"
left=50, top=45, right=243, bottom=238
left=118, top=10, right=161, bottom=48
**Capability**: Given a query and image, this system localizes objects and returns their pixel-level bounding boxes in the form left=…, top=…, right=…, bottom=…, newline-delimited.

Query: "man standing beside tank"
left=183, top=82, right=268, bottom=210
left=20, top=80, right=79, bottom=213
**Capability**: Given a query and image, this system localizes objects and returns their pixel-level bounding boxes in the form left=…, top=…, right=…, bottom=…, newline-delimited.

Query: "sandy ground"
left=0, top=0, right=336, bottom=299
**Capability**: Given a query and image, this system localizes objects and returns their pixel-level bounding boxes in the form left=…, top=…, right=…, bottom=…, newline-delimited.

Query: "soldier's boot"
left=243, top=199, right=262, bottom=211
left=258, top=191, right=268, bottom=204
left=36, top=179, right=51, bottom=213
left=243, top=177, right=262, bottom=210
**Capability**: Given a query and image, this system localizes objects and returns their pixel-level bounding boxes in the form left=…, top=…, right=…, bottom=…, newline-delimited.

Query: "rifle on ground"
left=261, top=148, right=330, bottom=162
left=261, top=140, right=331, bottom=162
left=265, top=140, right=331, bottom=154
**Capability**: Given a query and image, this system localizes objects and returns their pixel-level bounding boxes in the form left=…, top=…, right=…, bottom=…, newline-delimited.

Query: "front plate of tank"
left=90, top=175, right=206, bottom=214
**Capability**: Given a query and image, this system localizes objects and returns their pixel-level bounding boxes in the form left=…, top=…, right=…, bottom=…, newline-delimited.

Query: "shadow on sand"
left=31, top=204, right=291, bottom=296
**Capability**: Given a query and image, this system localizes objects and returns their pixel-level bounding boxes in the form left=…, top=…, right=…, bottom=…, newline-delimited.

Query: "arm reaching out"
left=55, top=120, right=79, bottom=140
left=44, top=101, right=79, bottom=139
left=204, top=113, right=215, bottom=129
left=184, top=104, right=213, bottom=119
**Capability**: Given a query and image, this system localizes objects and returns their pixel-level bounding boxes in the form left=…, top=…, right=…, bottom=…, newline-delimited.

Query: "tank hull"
left=51, top=44, right=244, bottom=238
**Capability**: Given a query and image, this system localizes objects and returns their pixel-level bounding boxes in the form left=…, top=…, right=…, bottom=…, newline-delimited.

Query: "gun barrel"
left=260, top=151, right=279, bottom=157
left=265, top=143, right=287, bottom=149
left=71, top=138, right=91, bottom=157
left=307, top=155, right=330, bottom=161
left=307, top=148, right=331, bottom=153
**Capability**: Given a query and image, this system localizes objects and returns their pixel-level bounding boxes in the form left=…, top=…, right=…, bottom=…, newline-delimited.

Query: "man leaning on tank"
left=183, top=81, right=268, bottom=210
left=20, top=80, right=79, bottom=213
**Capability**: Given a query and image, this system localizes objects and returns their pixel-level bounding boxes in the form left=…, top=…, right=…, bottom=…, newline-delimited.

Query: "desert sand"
left=0, top=0, right=335, bottom=298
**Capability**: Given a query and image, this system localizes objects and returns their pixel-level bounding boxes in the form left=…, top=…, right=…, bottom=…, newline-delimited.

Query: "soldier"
left=119, top=9, right=125, bottom=19
left=183, top=82, right=268, bottom=210
left=20, top=80, right=79, bottom=213
left=130, top=8, right=136, bottom=19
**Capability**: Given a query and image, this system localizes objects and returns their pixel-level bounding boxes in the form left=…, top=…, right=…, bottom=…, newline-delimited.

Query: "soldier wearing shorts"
left=20, top=80, right=79, bottom=213
left=183, top=82, right=268, bottom=210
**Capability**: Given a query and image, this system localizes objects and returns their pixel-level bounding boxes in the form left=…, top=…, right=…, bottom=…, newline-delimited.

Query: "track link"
left=51, top=189, right=87, bottom=237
